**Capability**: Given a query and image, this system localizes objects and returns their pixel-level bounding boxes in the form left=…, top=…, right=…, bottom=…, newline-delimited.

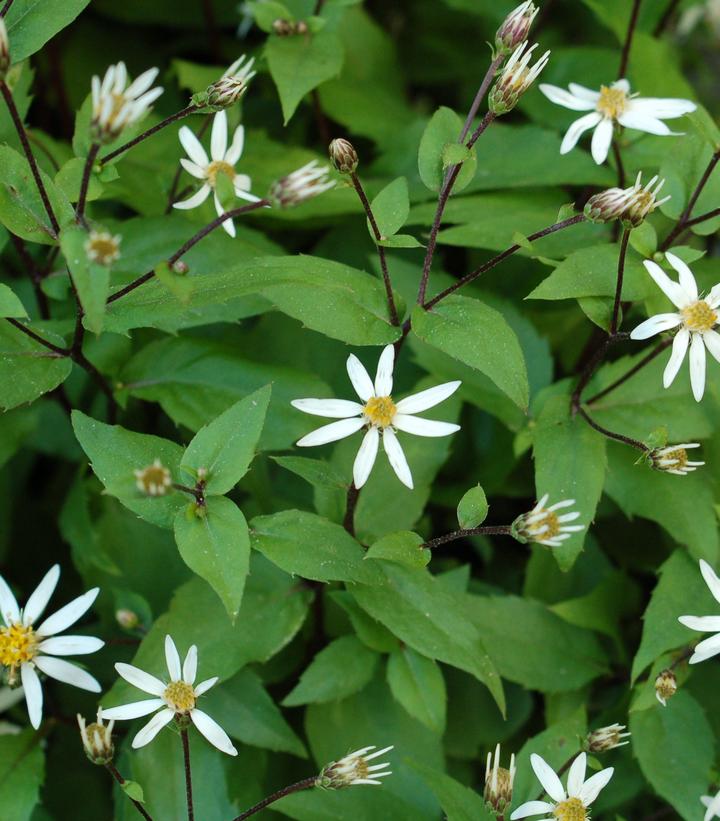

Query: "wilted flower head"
left=85, top=230, right=121, bottom=267
left=584, top=186, right=638, bottom=224
left=270, top=160, right=335, bottom=208
left=329, top=138, right=359, bottom=175
left=134, top=459, right=172, bottom=496
left=489, top=41, right=550, bottom=115
left=621, top=172, right=671, bottom=227
left=317, top=745, right=393, bottom=789
left=585, top=723, right=631, bottom=753
left=496, top=1, right=539, bottom=53
left=678, top=559, right=720, bottom=664
left=484, top=743, right=515, bottom=813
left=196, top=55, right=256, bottom=111
left=0, top=18, right=10, bottom=81
left=78, top=709, right=115, bottom=764
left=650, top=442, right=704, bottom=476
left=512, top=494, right=584, bottom=547
left=91, top=62, right=163, bottom=144
left=655, top=668, right=677, bottom=706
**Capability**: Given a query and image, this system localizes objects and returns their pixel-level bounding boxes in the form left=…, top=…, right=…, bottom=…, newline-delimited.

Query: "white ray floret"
left=319, top=745, right=393, bottom=788
left=0, top=565, right=103, bottom=729
left=678, top=560, right=720, bottom=664
left=173, top=110, right=261, bottom=236
left=702, top=790, right=720, bottom=821
left=101, top=635, right=236, bottom=755
left=510, top=752, right=614, bottom=820
left=291, top=345, right=461, bottom=490
left=630, top=252, right=720, bottom=402
left=91, top=62, right=163, bottom=143
left=650, top=442, right=704, bottom=475
left=539, top=78, right=696, bottom=164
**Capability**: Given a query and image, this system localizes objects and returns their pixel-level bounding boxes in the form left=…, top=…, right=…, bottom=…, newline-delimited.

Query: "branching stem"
left=105, top=763, right=154, bottom=820
left=100, top=105, right=199, bottom=165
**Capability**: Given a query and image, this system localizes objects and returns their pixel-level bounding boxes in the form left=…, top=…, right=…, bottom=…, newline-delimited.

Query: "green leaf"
left=378, top=233, right=424, bottom=249
left=369, top=177, right=409, bottom=239
left=412, top=297, right=529, bottom=410
left=442, top=142, right=472, bottom=167
left=457, top=485, right=488, bottom=529
left=5, top=0, right=91, bottom=61
left=153, top=260, right=194, bottom=304
left=71, top=411, right=185, bottom=529
left=271, top=455, right=348, bottom=490
left=387, top=648, right=446, bottom=733
left=174, top=496, right=251, bottom=619
left=0, top=284, right=27, bottom=319
left=411, top=763, right=492, bottom=821
left=283, top=635, right=378, bottom=706
left=0, top=730, right=45, bottom=821
left=250, top=510, right=383, bottom=584
left=60, top=224, right=110, bottom=334
left=54, top=157, right=109, bottom=205
left=365, top=531, right=430, bottom=568
left=121, top=781, right=145, bottom=803
left=180, top=386, right=271, bottom=495
left=0, top=322, right=71, bottom=410
left=418, top=107, right=477, bottom=193
left=266, top=29, right=344, bottom=123
left=330, top=590, right=399, bottom=653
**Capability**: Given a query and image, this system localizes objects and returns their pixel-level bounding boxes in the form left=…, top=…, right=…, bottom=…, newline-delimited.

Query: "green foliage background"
left=0, top=0, right=719, bottom=818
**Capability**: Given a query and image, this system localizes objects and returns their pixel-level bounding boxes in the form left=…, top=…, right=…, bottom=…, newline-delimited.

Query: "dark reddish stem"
left=423, top=525, right=512, bottom=549
left=105, top=763, right=154, bottom=820
left=76, top=142, right=99, bottom=225
left=661, top=149, right=720, bottom=250
left=610, top=228, right=631, bottom=334
left=685, top=207, right=720, bottom=229
left=5, top=318, right=68, bottom=355
left=181, top=729, right=194, bottom=821
left=343, top=482, right=360, bottom=536
left=99, top=105, right=199, bottom=165
left=577, top=406, right=649, bottom=453
left=618, top=0, right=642, bottom=79
left=653, top=0, right=681, bottom=35
left=231, top=777, right=318, bottom=820
left=457, top=53, right=505, bottom=145
left=587, top=338, right=672, bottom=405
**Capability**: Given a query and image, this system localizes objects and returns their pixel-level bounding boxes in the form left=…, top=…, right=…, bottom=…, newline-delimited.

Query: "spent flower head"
left=85, top=230, right=121, bottom=267
left=584, top=186, right=638, bottom=224
left=621, top=172, right=671, bottom=227
left=512, top=494, right=584, bottom=547
left=78, top=709, right=115, bottom=764
left=317, top=745, right=393, bottom=789
left=649, top=442, right=704, bottom=475
left=134, top=459, right=172, bottom=496
left=585, top=723, right=631, bottom=753
left=329, top=138, right=359, bottom=175
left=496, top=1, right=539, bottom=53
left=655, top=668, right=677, bottom=706
left=489, top=41, right=550, bottom=115
left=678, top=559, right=720, bottom=664
left=195, top=55, right=256, bottom=111
left=91, top=62, right=163, bottom=144
left=270, top=160, right=335, bottom=208
left=484, top=743, right=516, bottom=813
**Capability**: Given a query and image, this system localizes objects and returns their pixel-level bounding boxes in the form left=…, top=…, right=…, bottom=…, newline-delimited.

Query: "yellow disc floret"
left=553, top=798, right=587, bottom=821
left=596, top=85, right=628, bottom=119
left=681, top=300, right=717, bottom=333
left=0, top=623, right=38, bottom=684
left=363, top=396, right=397, bottom=428
left=525, top=509, right=560, bottom=541
left=207, top=160, right=236, bottom=188
left=163, top=681, right=196, bottom=714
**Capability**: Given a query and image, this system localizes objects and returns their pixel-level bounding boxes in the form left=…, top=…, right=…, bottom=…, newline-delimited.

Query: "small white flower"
left=655, top=668, right=677, bottom=706
left=584, top=172, right=670, bottom=225
left=484, top=743, right=516, bottom=812
left=539, top=78, right=696, bottom=164
left=174, top=110, right=261, bottom=236
left=134, top=458, right=172, bottom=496
left=318, top=745, right=393, bottom=788
left=78, top=708, right=115, bottom=764
left=85, top=230, right=121, bottom=267
left=91, top=62, right=163, bottom=144
left=702, top=790, right=720, bottom=821
left=513, top=494, right=584, bottom=547
left=222, top=54, right=256, bottom=86
left=489, top=41, right=550, bottom=115
left=292, top=344, right=461, bottom=490
left=102, top=635, right=237, bottom=755
left=678, top=560, right=720, bottom=664
left=0, top=565, right=103, bottom=729
left=510, top=752, right=614, bottom=820
left=270, top=160, right=335, bottom=208
left=630, top=252, right=720, bottom=402
left=650, top=442, right=704, bottom=475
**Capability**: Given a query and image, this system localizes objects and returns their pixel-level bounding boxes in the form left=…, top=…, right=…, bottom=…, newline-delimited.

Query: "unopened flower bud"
left=205, top=76, right=248, bottom=110
left=134, top=459, right=172, bottom=496
left=621, top=172, right=671, bottom=227
left=585, top=723, right=631, bottom=753
left=115, top=608, right=139, bottom=630
left=85, top=230, right=121, bottom=267
left=650, top=442, right=704, bottom=476
left=496, top=1, right=539, bottom=53
left=172, top=260, right=189, bottom=275
left=329, top=138, right=358, bottom=174
left=78, top=710, right=115, bottom=764
left=584, top=187, right=635, bottom=224
left=272, top=18, right=295, bottom=36
left=655, top=669, right=677, bottom=706
left=269, top=160, right=335, bottom=208
left=317, top=745, right=393, bottom=789
left=484, top=744, right=515, bottom=813
left=0, top=18, right=10, bottom=82
left=489, top=41, right=550, bottom=115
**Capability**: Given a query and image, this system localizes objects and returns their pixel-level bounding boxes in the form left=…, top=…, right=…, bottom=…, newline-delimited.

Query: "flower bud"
left=329, top=138, right=358, bottom=175
left=584, top=187, right=635, bottom=224
left=172, top=260, right=189, bottom=275
left=269, top=160, right=335, bottom=208
left=484, top=744, right=515, bottom=813
left=655, top=669, right=677, bottom=706
left=489, top=41, right=550, bottom=115
left=85, top=230, right=121, bottom=267
left=0, top=18, right=10, bottom=82
left=204, top=76, right=248, bottom=110
left=115, top=608, right=140, bottom=630
left=317, top=745, right=393, bottom=789
left=133, top=459, right=172, bottom=496
left=78, top=710, right=115, bottom=764
left=272, top=19, right=295, bottom=36
left=650, top=443, right=704, bottom=476
left=585, top=723, right=631, bottom=753
left=495, top=2, right=539, bottom=53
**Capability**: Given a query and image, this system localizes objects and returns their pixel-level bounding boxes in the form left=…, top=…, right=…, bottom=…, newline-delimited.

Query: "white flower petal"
left=0, top=574, right=20, bottom=625
left=643, top=259, right=691, bottom=309
left=559, top=112, right=603, bottom=155
left=566, top=753, right=586, bottom=797
left=663, top=252, right=699, bottom=301
left=628, top=97, right=696, bottom=118
left=101, top=699, right=165, bottom=720
left=663, top=328, right=690, bottom=387
left=579, top=767, right=614, bottom=804
left=164, top=635, right=182, bottom=681
left=382, top=429, right=413, bottom=489
left=34, top=656, right=101, bottom=692
left=179, top=158, right=207, bottom=179
left=706, top=283, right=720, bottom=309
left=567, top=83, right=600, bottom=102
left=530, top=753, right=566, bottom=803
left=194, top=676, right=218, bottom=696
left=689, top=332, right=706, bottom=401
left=353, top=427, right=379, bottom=489
left=374, top=345, right=395, bottom=396
left=617, top=111, right=674, bottom=135
left=179, top=126, right=209, bottom=167
left=21, top=664, right=43, bottom=729
left=210, top=111, right=228, bottom=162
left=591, top=118, right=614, bottom=164
left=125, top=67, right=159, bottom=98
left=132, top=708, right=175, bottom=748
left=614, top=79, right=630, bottom=94
left=700, top=559, right=720, bottom=605
left=539, top=84, right=597, bottom=111
left=38, top=635, right=104, bottom=656
left=114, top=662, right=166, bottom=697
left=510, top=801, right=554, bottom=820
left=346, top=354, right=375, bottom=401
left=36, top=588, right=99, bottom=637
left=691, top=632, right=720, bottom=662
left=173, top=184, right=211, bottom=210
left=702, top=329, right=720, bottom=364
left=296, top=417, right=366, bottom=447
left=183, top=645, right=198, bottom=685
left=392, top=415, right=460, bottom=437
left=234, top=188, right=262, bottom=203
left=225, top=125, right=245, bottom=165
left=678, top=615, right=720, bottom=632
left=190, top=708, right=237, bottom=755
left=22, top=565, right=60, bottom=627
left=290, top=398, right=363, bottom=418
left=395, top=381, right=461, bottom=414
left=630, top=313, right=682, bottom=340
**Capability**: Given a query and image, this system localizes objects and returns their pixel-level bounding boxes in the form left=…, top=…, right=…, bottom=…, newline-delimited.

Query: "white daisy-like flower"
left=630, top=252, right=720, bottom=402
left=0, top=565, right=103, bottom=730
left=510, top=752, right=614, bottom=820
left=678, top=559, right=720, bottom=664
left=513, top=494, right=584, bottom=547
left=91, top=62, right=163, bottom=144
left=102, top=635, right=237, bottom=755
left=539, top=78, right=696, bottom=164
left=270, top=160, right=335, bottom=208
left=584, top=172, right=670, bottom=226
left=173, top=110, right=261, bottom=236
left=318, top=745, right=393, bottom=788
left=702, top=790, right=720, bottom=821
left=291, top=345, right=461, bottom=490
left=650, top=442, right=704, bottom=475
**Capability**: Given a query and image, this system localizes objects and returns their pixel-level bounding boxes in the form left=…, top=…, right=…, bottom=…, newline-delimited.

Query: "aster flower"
left=489, top=41, right=550, bottom=115
left=317, top=745, right=393, bottom=788
left=0, top=565, right=103, bottom=729
left=539, top=79, right=696, bottom=164
left=292, top=345, right=461, bottom=490
left=702, top=790, right=720, bottom=821
left=91, top=62, right=163, bottom=144
left=584, top=172, right=670, bottom=225
left=484, top=743, right=516, bottom=813
left=649, top=442, right=704, bottom=475
left=270, top=160, right=335, bottom=208
left=510, top=753, right=614, bottom=820
left=173, top=110, right=261, bottom=237
left=78, top=709, right=115, bottom=764
left=678, top=559, right=720, bottom=664
left=512, top=494, right=584, bottom=547
left=101, top=635, right=237, bottom=755
left=85, top=230, right=121, bottom=267
left=655, top=668, right=677, bottom=706
left=134, top=459, right=172, bottom=496
left=630, top=252, right=720, bottom=402
left=585, top=723, right=631, bottom=753
left=200, top=55, right=256, bottom=111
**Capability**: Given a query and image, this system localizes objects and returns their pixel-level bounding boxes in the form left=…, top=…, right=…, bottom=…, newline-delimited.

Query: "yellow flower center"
left=0, top=623, right=37, bottom=684
left=364, top=396, right=397, bottom=428
left=85, top=235, right=120, bottom=267
left=134, top=461, right=172, bottom=496
left=661, top=448, right=688, bottom=469
left=207, top=160, right=236, bottom=188
left=596, top=85, right=628, bottom=119
left=681, top=300, right=717, bottom=332
left=163, top=681, right=196, bottom=714
left=553, top=798, right=587, bottom=821
left=527, top=510, right=560, bottom=540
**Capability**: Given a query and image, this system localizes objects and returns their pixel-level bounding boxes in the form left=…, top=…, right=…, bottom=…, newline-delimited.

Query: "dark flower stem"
left=424, top=214, right=585, bottom=309
left=660, top=149, right=720, bottom=250
left=5, top=318, right=68, bottom=355
left=571, top=333, right=628, bottom=415
left=610, top=228, right=631, bottom=334
left=343, top=482, right=360, bottom=536
left=99, top=105, right=199, bottom=165
left=0, top=81, right=60, bottom=237
left=586, top=338, right=672, bottom=405
left=0, top=0, right=15, bottom=15
left=76, top=142, right=99, bottom=226
left=231, top=777, right=318, bottom=820
left=9, top=234, right=50, bottom=319
left=423, top=525, right=512, bottom=549
left=685, top=206, right=720, bottom=229
left=105, top=763, right=154, bottom=820
left=349, top=172, right=399, bottom=325
left=612, top=139, right=626, bottom=189
left=618, top=0, right=643, bottom=79
left=457, top=53, right=505, bottom=145
left=653, top=0, right=681, bottom=35
left=577, top=406, right=649, bottom=453
left=181, top=729, right=194, bottom=821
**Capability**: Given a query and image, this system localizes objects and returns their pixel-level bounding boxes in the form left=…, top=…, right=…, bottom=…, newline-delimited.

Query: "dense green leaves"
left=60, top=225, right=110, bottom=334
left=0, top=284, right=27, bottom=318
left=387, top=648, right=447, bottom=733
left=0, top=323, right=70, bottom=409
left=0, top=731, right=45, bottom=821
